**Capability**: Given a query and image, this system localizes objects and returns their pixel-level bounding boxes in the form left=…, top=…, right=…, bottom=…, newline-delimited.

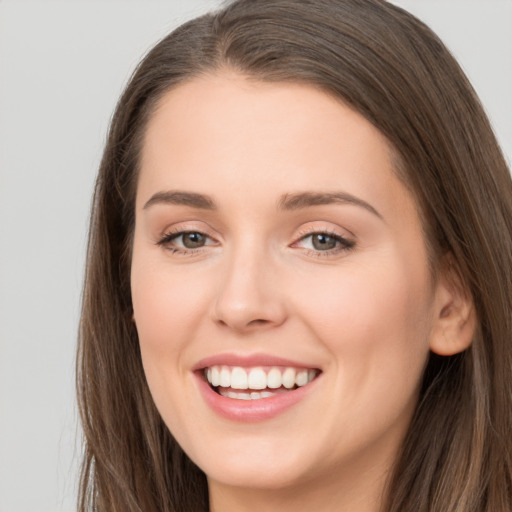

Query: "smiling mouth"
left=203, top=365, right=321, bottom=400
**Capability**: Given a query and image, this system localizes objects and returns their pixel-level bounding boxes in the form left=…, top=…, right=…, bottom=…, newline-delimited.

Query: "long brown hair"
left=77, top=1, right=512, bottom=510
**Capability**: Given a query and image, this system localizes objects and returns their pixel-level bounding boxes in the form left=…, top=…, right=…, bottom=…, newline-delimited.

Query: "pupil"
left=312, top=234, right=336, bottom=250
left=183, top=232, right=205, bottom=248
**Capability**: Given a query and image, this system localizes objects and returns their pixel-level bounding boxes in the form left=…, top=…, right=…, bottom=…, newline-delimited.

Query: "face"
left=131, top=73, right=440, bottom=495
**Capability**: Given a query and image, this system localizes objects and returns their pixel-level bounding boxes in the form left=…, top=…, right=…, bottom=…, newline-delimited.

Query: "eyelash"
left=156, top=228, right=355, bottom=257
left=156, top=229, right=216, bottom=255
left=293, top=229, right=355, bottom=257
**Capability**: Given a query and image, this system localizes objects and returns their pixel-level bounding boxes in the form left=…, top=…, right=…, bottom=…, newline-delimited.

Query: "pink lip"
left=193, top=352, right=318, bottom=371
left=193, top=353, right=321, bottom=423
left=195, top=376, right=319, bottom=422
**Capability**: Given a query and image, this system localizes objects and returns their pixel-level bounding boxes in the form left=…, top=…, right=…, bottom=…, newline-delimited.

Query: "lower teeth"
left=215, top=386, right=296, bottom=400
left=223, top=390, right=273, bottom=400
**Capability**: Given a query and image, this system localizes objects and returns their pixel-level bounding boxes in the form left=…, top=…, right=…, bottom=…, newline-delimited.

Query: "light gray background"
left=0, top=1, right=510, bottom=511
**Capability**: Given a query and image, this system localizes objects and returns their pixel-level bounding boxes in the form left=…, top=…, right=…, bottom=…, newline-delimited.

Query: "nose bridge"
left=213, top=234, right=286, bottom=331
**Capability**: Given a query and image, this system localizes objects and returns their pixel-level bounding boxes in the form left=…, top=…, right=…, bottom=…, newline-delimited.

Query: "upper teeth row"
left=205, top=365, right=317, bottom=390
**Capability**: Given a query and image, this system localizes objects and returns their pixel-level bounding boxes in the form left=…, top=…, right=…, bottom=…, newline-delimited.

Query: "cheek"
left=130, top=256, right=214, bottom=389
left=284, top=254, right=434, bottom=459
left=132, top=258, right=208, bottom=338
left=292, top=251, right=434, bottom=392
left=130, top=258, right=216, bottom=442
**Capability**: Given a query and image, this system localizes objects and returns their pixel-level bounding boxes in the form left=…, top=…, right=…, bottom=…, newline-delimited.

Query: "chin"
left=201, top=454, right=312, bottom=490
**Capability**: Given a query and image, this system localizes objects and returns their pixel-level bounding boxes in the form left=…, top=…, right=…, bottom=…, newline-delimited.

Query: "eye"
left=178, top=232, right=208, bottom=249
left=293, top=230, right=354, bottom=254
left=310, top=233, right=339, bottom=250
left=157, top=230, right=217, bottom=252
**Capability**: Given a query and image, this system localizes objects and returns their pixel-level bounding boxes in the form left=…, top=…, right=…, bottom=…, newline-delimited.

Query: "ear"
left=429, top=255, right=476, bottom=356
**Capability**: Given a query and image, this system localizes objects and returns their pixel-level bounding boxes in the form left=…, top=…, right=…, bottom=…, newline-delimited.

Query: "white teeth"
left=211, top=366, right=220, bottom=387
left=204, top=364, right=319, bottom=394
left=282, top=367, right=296, bottom=389
left=248, top=368, right=267, bottom=390
left=219, top=389, right=276, bottom=400
left=267, top=368, right=282, bottom=389
left=295, top=369, right=308, bottom=387
left=231, top=367, right=248, bottom=389
left=219, top=366, right=231, bottom=387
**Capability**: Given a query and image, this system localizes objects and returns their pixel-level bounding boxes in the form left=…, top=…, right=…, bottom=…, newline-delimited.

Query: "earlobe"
left=429, top=256, right=476, bottom=356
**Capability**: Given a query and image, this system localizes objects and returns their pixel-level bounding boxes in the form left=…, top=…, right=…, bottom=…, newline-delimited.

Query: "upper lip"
left=192, top=353, right=321, bottom=371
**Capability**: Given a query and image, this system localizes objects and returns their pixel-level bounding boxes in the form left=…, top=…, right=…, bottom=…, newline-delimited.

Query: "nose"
left=212, top=246, right=287, bottom=333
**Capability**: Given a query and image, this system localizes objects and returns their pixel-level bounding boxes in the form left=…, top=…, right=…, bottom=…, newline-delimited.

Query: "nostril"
left=214, top=316, right=273, bottom=331
left=249, top=319, right=269, bottom=325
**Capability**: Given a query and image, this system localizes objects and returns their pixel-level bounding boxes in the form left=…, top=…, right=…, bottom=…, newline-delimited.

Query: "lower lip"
left=195, top=373, right=319, bottom=422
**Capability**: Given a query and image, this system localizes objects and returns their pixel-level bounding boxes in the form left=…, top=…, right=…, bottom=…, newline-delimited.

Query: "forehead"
left=137, top=72, right=415, bottom=223
left=142, top=73, right=392, bottom=158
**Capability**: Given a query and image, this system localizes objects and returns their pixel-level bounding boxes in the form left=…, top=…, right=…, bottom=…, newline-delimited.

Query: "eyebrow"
left=143, top=189, right=382, bottom=220
left=143, top=190, right=216, bottom=210
left=278, top=191, right=383, bottom=219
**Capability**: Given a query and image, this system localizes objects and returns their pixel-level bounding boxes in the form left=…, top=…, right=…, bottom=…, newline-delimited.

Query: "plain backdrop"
left=0, top=1, right=510, bottom=511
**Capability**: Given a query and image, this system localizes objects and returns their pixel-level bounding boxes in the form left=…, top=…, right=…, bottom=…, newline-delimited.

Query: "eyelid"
left=294, top=222, right=354, bottom=242
left=155, top=223, right=220, bottom=253
left=291, top=226, right=356, bottom=255
left=154, top=222, right=355, bottom=257
left=164, top=231, right=216, bottom=246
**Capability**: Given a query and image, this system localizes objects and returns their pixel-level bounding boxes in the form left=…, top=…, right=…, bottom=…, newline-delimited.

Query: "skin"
left=131, top=72, right=474, bottom=512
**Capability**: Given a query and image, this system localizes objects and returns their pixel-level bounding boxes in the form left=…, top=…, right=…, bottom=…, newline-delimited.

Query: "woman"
left=77, top=0, right=512, bottom=510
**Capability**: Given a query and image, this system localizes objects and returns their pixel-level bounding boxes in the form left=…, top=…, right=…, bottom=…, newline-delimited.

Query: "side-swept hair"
left=77, top=1, right=512, bottom=510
